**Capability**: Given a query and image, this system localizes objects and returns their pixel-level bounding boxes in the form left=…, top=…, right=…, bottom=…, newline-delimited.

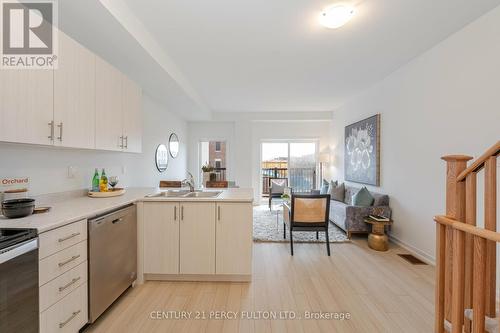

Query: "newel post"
left=439, top=155, right=472, bottom=328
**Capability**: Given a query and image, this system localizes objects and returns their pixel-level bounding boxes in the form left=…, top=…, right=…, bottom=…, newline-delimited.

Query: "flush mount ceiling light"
left=319, top=4, right=355, bottom=29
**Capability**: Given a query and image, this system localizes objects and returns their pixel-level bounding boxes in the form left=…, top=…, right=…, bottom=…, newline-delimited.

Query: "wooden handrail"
left=456, top=141, right=500, bottom=182
left=436, top=143, right=498, bottom=333
left=434, top=216, right=500, bottom=243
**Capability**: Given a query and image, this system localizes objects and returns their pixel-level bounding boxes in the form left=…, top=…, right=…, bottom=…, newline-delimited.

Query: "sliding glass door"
left=261, top=143, right=288, bottom=195
left=261, top=141, right=317, bottom=196
left=289, top=142, right=317, bottom=193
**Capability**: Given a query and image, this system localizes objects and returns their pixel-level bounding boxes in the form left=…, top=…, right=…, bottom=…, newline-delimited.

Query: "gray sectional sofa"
left=329, top=185, right=392, bottom=238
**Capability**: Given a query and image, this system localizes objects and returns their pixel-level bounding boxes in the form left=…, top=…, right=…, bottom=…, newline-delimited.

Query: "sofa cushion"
left=373, top=194, right=389, bottom=206
left=329, top=200, right=347, bottom=230
left=352, top=187, right=374, bottom=206
left=320, top=179, right=329, bottom=194
left=329, top=182, right=345, bottom=202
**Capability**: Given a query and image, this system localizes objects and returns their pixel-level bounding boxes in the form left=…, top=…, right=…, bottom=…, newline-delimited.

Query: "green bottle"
left=99, top=168, right=108, bottom=192
left=92, top=168, right=100, bottom=192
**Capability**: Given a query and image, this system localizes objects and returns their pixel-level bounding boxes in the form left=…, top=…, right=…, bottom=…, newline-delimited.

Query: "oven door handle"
left=0, top=239, right=38, bottom=264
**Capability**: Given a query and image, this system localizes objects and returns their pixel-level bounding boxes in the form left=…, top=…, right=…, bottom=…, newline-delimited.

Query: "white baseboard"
left=389, top=234, right=436, bottom=266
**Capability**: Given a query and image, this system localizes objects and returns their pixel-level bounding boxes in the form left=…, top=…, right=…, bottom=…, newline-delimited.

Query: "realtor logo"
left=1, top=0, right=57, bottom=69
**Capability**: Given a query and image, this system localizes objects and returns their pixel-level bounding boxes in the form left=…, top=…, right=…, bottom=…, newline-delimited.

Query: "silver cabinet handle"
left=48, top=121, right=54, bottom=140
left=181, top=206, right=184, bottom=221
left=174, top=206, right=177, bottom=221
left=57, top=122, right=63, bottom=141
left=218, top=206, right=221, bottom=221
left=59, top=310, right=81, bottom=328
left=119, top=136, right=123, bottom=148
left=58, top=276, right=81, bottom=292
left=58, top=232, right=80, bottom=243
left=124, top=136, right=128, bottom=149
left=58, top=254, right=80, bottom=267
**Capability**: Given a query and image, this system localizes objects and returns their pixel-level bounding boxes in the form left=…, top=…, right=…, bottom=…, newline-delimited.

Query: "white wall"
left=187, top=118, right=332, bottom=202
left=0, top=94, right=187, bottom=196
left=331, top=5, right=500, bottom=261
left=129, top=96, right=188, bottom=187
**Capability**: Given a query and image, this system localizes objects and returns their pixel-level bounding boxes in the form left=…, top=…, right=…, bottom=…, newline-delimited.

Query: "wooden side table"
left=364, top=217, right=393, bottom=251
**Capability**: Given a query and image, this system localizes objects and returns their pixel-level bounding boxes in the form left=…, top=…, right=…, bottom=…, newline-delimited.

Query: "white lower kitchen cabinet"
left=39, top=282, right=88, bottom=333
left=141, top=200, right=252, bottom=281
left=143, top=202, right=180, bottom=274
left=216, top=203, right=253, bottom=275
left=38, top=219, right=89, bottom=333
left=179, top=202, right=216, bottom=275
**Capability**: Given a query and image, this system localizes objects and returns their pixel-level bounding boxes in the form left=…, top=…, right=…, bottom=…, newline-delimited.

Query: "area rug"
left=253, top=204, right=350, bottom=243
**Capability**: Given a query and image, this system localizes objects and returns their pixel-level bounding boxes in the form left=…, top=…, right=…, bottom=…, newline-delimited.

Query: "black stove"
left=0, top=228, right=38, bottom=251
left=0, top=227, right=39, bottom=333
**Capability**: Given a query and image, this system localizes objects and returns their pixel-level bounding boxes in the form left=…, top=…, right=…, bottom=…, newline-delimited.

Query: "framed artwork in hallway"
left=344, top=114, right=381, bottom=186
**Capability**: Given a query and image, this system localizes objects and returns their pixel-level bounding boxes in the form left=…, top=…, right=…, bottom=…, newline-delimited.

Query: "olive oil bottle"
left=99, top=168, right=108, bottom=192
left=92, top=168, right=100, bottom=192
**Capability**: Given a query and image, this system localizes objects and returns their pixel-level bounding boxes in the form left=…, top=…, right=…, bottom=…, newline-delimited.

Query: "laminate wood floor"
left=84, top=239, right=435, bottom=333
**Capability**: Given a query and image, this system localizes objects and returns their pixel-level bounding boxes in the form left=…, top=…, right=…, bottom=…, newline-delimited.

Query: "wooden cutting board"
left=88, top=188, right=126, bottom=198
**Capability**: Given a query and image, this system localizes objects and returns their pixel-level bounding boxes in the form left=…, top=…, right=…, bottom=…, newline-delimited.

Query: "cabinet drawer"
left=40, top=261, right=88, bottom=312
left=39, top=220, right=87, bottom=259
left=40, top=282, right=88, bottom=333
left=40, top=241, right=87, bottom=286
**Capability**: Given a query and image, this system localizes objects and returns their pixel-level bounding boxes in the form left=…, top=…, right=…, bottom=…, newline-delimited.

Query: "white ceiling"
left=61, top=1, right=500, bottom=119
left=119, top=0, right=500, bottom=114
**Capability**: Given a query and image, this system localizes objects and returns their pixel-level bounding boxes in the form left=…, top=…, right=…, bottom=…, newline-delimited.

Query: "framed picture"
left=344, top=114, right=380, bottom=186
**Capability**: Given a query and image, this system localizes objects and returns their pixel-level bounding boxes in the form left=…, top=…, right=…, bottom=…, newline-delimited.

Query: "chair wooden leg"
left=316, top=231, right=319, bottom=239
left=325, top=229, right=331, bottom=256
left=269, top=197, right=272, bottom=210
left=283, top=222, right=286, bottom=239
left=290, top=228, right=294, bottom=256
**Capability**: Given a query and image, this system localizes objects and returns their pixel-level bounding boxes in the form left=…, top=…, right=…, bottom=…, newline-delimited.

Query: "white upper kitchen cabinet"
left=0, top=68, right=53, bottom=145
left=54, top=32, right=96, bottom=149
left=122, top=75, right=142, bottom=153
left=95, top=56, right=123, bottom=151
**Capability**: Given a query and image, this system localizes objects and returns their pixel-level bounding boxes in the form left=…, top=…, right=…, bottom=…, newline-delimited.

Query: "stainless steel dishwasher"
left=88, top=204, right=137, bottom=323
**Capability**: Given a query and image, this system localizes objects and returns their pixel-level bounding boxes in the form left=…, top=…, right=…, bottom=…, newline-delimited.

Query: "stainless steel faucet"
left=182, top=172, right=195, bottom=192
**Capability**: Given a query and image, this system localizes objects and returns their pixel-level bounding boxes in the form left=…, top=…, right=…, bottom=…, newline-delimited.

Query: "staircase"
left=435, top=141, right=500, bottom=333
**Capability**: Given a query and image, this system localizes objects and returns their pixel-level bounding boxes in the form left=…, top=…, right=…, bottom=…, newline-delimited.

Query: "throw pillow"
left=352, top=187, right=374, bottom=206
left=329, top=182, right=344, bottom=202
left=320, top=179, right=330, bottom=194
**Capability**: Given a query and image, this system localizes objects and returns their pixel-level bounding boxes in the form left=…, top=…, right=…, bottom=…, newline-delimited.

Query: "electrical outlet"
left=67, top=166, right=76, bottom=179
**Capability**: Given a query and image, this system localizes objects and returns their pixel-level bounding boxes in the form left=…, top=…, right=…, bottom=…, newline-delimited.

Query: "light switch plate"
left=67, top=166, right=76, bottom=178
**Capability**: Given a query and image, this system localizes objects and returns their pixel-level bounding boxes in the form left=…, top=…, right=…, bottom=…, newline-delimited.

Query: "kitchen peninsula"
left=138, top=188, right=254, bottom=282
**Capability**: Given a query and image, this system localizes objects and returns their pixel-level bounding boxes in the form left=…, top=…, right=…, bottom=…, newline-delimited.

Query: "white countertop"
left=0, top=187, right=254, bottom=233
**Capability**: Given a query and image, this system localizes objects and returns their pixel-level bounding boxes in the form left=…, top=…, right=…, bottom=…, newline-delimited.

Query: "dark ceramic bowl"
left=2, top=198, right=35, bottom=207
left=1, top=198, right=35, bottom=218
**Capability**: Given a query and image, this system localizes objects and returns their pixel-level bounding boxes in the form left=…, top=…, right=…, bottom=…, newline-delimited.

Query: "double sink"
left=147, top=190, right=222, bottom=198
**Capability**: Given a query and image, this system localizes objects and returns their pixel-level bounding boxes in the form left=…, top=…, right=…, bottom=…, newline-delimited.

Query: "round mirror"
left=169, top=133, right=180, bottom=158
left=155, top=144, right=168, bottom=172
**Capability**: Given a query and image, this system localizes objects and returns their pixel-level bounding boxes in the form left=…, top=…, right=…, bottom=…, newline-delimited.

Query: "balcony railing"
left=213, top=167, right=226, bottom=181
left=261, top=167, right=316, bottom=195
